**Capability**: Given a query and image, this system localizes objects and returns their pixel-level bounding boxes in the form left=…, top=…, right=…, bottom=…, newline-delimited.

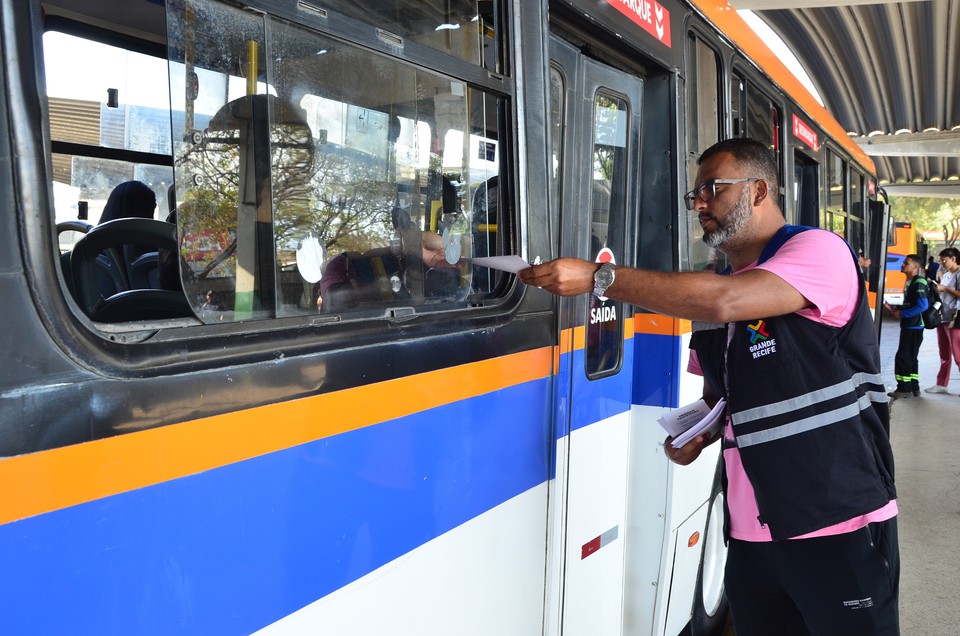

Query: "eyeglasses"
left=683, top=178, right=760, bottom=211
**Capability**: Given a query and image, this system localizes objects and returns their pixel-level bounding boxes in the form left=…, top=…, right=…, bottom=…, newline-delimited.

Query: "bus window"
left=686, top=34, right=720, bottom=159
left=549, top=66, right=565, bottom=251
left=746, top=86, right=781, bottom=156
left=826, top=149, right=847, bottom=238
left=166, top=0, right=507, bottom=322
left=43, top=30, right=174, bottom=235
left=684, top=33, right=721, bottom=272
left=732, top=72, right=782, bottom=204
left=586, top=91, right=627, bottom=378
left=331, top=1, right=502, bottom=73
left=850, top=169, right=865, bottom=220
left=848, top=169, right=865, bottom=261
left=793, top=149, right=819, bottom=228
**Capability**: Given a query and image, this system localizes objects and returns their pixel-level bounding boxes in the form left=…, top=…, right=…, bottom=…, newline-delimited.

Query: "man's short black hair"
left=698, top=138, right=780, bottom=197
left=940, top=246, right=960, bottom=261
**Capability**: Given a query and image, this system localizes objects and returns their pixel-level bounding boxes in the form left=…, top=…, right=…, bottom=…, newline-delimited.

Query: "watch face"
left=596, top=265, right=615, bottom=286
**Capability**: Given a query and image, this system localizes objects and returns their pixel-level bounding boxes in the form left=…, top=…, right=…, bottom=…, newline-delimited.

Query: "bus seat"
left=128, top=251, right=161, bottom=289
left=90, top=289, right=193, bottom=322
left=94, top=250, right=129, bottom=295
left=69, top=218, right=193, bottom=322
left=57, top=220, right=93, bottom=234
left=57, top=220, right=93, bottom=299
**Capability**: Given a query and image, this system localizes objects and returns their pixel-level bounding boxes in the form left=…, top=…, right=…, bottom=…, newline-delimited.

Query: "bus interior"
left=46, top=0, right=509, bottom=327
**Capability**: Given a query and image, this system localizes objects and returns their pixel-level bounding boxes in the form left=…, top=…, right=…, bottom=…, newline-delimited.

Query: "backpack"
left=920, top=277, right=943, bottom=329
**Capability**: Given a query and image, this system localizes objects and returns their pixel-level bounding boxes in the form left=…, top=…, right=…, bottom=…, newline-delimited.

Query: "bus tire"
left=689, top=463, right=729, bottom=636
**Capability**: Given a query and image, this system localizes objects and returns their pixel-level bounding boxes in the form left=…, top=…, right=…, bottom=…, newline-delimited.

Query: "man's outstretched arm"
left=519, top=258, right=810, bottom=324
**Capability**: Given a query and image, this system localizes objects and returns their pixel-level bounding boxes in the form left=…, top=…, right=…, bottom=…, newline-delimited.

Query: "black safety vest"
left=692, top=226, right=896, bottom=540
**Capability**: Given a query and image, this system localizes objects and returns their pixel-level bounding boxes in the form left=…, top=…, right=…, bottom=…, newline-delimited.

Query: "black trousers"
left=894, top=329, right=924, bottom=391
left=725, top=517, right=900, bottom=635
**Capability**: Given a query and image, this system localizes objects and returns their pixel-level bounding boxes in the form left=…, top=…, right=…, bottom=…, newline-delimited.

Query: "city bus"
left=0, top=0, right=888, bottom=634
left=884, top=220, right=924, bottom=306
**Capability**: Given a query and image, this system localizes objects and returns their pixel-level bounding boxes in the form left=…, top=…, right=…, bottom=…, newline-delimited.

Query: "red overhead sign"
left=606, top=0, right=672, bottom=48
left=792, top=114, right=819, bottom=151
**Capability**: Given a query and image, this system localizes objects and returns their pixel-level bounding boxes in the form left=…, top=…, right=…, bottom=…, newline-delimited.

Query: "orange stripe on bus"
left=573, top=326, right=586, bottom=350
left=0, top=347, right=553, bottom=526
left=559, top=327, right=576, bottom=355
left=690, top=0, right=875, bottom=172
left=634, top=314, right=691, bottom=336
left=560, top=316, right=635, bottom=354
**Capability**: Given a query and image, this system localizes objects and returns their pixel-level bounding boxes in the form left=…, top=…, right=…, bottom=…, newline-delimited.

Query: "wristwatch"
left=593, top=262, right=616, bottom=298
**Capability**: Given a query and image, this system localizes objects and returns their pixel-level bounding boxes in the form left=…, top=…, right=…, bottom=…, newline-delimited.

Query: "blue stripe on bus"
left=632, top=332, right=683, bottom=409
left=0, top=379, right=551, bottom=635
left=569, top=340, right=634, bottom=433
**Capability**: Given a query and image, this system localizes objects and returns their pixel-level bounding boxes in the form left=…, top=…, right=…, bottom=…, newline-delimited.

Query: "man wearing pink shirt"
left=521, top=138, right=899, bottom=635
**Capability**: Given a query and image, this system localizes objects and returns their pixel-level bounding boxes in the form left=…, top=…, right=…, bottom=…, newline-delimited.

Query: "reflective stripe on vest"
left=732, top=372, right=888, bottom=448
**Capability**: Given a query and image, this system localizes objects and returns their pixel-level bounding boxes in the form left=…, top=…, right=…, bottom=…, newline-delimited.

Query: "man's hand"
left=519, top=257, right=597, bottom=296
left=421, top=232, right=462, bottom=269
left=663, top=432, right=713, bottom=466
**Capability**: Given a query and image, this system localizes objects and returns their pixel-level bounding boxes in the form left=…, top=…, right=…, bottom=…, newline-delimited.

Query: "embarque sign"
left=605, top=0, right=672, bottom=48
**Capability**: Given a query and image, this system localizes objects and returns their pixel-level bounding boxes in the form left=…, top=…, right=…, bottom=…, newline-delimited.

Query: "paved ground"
left=717, top=313, right=960, bottom=635
left=879, top=313, right=960, bottom=635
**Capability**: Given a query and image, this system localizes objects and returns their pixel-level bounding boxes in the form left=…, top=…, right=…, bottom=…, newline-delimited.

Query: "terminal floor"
left=880, top=313, right=960, bottom=635
left=716, top=313, right=959, bottom=635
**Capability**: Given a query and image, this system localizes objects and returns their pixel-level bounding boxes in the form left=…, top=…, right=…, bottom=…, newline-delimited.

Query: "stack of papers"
left=657, top=398, right=727, bottom=449
left=468, top=255, right=531, bottom=273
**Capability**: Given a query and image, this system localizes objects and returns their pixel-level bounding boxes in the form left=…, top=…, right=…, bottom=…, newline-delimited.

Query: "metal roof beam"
left=881, top=182, right=960, bottom=197
left=853, top=130, right=960, bottom=156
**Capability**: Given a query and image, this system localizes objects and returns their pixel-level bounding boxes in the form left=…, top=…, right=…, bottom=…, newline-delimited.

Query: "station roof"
left=729, top=0, right=960, bottom=196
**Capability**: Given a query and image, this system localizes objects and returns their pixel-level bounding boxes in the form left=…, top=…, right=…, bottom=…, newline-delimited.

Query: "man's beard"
left=702, top=186, right=752, bottom=249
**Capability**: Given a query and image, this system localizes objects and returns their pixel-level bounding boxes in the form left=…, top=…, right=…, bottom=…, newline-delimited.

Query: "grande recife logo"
left=747, top=319, right=769, bottom=343
left=746, top=320, right=778, bottom=359
left=606, top=0, right=672, bottom=48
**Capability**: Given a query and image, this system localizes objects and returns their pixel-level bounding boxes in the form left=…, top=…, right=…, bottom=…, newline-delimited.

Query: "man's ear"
left=753, top=179, right=769, bottom=206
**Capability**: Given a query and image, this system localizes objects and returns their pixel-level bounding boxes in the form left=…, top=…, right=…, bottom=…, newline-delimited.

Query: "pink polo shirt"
left=688, top=230, right=897, bottom=541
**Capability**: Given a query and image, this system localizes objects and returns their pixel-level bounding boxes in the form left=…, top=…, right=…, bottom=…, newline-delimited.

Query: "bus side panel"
left=253, top=484, right=549, bottom=635
left=0, top=378, right=552, bottom=635
left=557, top=338, right=634, bottom=634
left=632, top=330, right=684, bottom=408
left=625, top=323, right=719, bottom=635
left=553, top=322, right=717, bottom=636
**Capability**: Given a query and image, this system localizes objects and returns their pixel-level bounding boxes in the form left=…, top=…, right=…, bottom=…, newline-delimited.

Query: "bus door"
left=869, top=197, right=891, bottom=336
left=793, top=149, right=820, bottom=228
left=548, top=35, right=641, bottom=635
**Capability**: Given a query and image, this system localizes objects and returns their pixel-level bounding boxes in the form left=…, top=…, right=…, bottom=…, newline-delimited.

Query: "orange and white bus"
left=884, top=220, right=925, bottom=305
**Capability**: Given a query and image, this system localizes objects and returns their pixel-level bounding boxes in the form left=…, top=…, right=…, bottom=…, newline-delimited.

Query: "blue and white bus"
left=0, top=0, right=886, bottom=633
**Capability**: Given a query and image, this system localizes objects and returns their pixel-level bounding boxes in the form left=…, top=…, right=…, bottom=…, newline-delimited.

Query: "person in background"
left=925, top=255, right=940, bottom=282
left=201, top=290, right=225, bottom=312
left=521, top=138, right=899, bottom=635
left=884, top=254, right=928, bottom=398
left=98, top=180, right=156, bottom=224
left=925, top=247, right=960, bottom=394
left=97, top=180, right=160, bottom=265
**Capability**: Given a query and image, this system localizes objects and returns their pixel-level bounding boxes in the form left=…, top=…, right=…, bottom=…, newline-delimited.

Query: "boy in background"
left=885, top=254, right=929, bottom=398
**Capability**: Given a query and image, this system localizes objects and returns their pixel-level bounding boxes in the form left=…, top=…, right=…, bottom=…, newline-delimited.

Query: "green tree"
left=888, top=196, right=960, bottom=247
